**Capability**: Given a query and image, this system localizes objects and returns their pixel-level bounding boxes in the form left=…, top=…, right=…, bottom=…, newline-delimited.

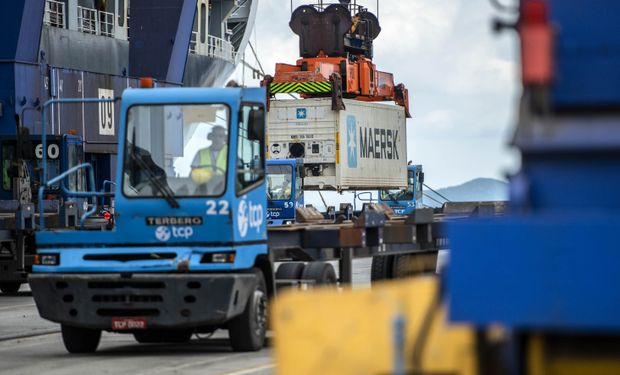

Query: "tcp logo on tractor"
left=238, top=199, right=264, bottom=238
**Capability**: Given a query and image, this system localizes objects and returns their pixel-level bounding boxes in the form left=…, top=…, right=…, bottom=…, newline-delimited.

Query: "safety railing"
left=77, top=6, right=115, bottom=37
left=39, top=98, right=118, bottom=230
left=100, top=180, right=116, bottom=208
left=206, top=35, right=237, bottom=63
left=189, top=31, right=198, bottom=54
left=77, top=6, right=97, bottom=34
left=44, top=0, right=66, bottom=29
left=190, top=34, right=236, bottom=63
left=38, top=163, right=99, bottom=229
left=99, top=10, right=115, bottom=37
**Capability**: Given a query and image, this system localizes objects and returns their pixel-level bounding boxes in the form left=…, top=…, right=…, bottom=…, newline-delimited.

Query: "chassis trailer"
left=28, top=87, right=469, bottom=353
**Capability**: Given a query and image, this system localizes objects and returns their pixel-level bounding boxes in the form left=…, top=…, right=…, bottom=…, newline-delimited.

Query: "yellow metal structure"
left=272, top=276, right=477, bottom=375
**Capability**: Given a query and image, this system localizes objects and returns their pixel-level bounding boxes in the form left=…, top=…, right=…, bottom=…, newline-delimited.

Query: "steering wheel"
left=192, top=165, right=227, bottom=194
left=192, top=165, right=227, bottom=178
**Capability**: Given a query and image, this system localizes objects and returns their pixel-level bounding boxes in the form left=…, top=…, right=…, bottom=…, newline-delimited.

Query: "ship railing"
left=206, top=35, right=236, bottom=63
left=99, top=10, right=115, bottom=37
left=44, top=0, right=66, bottom=29
left=77, top=6, right=115, bottom=38
left=77, top=6, right=97, bottom=34
left=189, top=31, right=198, bottom=54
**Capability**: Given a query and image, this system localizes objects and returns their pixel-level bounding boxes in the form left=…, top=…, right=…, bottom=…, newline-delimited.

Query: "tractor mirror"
left=297, top=165, right=306, bottom=178
left=247, top=107, right=265, bottom=142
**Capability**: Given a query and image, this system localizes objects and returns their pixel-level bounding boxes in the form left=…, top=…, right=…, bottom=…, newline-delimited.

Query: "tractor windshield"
left=122, top=103, right=230, bottom=198
left=267, top=164, right=293, bottom=201
left=380, top=170, right=415, bottom=202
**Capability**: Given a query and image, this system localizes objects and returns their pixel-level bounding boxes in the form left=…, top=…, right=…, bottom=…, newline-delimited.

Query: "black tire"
left=275, top=263, right=305, bottom=280
left=61, top=324, right=101, bottom=353
left=301, top=262, right=337, bottom=286
left=371, top=255, right=394, bottom=282
left=392, top=253, right=438, bottom=279
left=392, top=254, right=412, bottom=279
left=228, top=269, right=267, bottom=352
left=0, top=282, right=21, bottom=294
left=134, top=330, right=192, bottom=344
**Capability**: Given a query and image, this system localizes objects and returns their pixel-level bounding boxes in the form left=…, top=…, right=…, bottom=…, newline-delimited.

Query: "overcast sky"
left=231, top=0, right=522, bottom=189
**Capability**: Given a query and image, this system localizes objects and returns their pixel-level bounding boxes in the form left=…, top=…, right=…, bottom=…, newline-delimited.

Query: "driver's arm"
left=190, top=151, right=201, bottom=169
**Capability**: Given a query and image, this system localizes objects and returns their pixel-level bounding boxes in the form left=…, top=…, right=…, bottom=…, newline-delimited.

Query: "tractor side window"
left=236, top=105, right=265, bottom=194
left=77, top=144, right=85, bottom=191
left=415, top=171, right=422, bottom=194
left=295, top=170, right=303, bottom=202
left=66, top=143, right=86, bottom=192
left=67, top=144, right=77, bottom=191
left=2, top=145, right=15, bottom=191
left=118, top=0, right=125, bottom=27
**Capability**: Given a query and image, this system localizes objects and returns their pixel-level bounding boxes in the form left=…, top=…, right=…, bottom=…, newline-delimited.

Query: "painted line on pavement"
left=145, top=354, right=245, bottom=374
left=0, top=328, right=60, bottom=342
left=218, top=363, right=276, bottom=375
left=0, top=303, right=36, bottom=311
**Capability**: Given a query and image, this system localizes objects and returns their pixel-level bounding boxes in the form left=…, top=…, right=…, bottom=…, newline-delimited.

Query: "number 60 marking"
left=35, top=144, right=60, bottom=159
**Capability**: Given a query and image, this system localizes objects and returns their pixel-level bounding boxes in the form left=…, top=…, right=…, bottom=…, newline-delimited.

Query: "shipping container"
left=267, top=98, right=407, bottom=191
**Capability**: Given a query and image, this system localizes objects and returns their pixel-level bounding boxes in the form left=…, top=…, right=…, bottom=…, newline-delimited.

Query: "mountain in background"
left=303, top=178, right=509, bottom=210
left=424, top=178, right=508, bottom=208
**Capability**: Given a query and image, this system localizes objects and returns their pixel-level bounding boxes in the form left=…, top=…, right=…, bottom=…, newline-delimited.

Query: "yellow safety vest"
left=197, top=145, right=227, bottom=172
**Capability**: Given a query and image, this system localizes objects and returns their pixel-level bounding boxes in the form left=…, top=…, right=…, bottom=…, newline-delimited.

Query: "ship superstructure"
left=0, top=0, right=258, bottom=196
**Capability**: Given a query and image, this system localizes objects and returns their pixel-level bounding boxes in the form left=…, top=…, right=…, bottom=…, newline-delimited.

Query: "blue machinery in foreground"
left=450, top=0, right=620, bottom=333
left=447, top=0, right=620, bottom=371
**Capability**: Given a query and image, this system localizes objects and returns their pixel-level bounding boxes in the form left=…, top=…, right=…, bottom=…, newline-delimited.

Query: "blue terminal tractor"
left=379, top=164, right=423, bottom=215
left=29, top=87, right=272, bottom=353
left=266, top=159, right=304, bottom=226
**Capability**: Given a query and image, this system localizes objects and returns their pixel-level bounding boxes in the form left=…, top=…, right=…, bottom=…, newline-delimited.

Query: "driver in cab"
left=270, top=174, right=292, bottom=201
left=191, top=125, right=227, bottom=185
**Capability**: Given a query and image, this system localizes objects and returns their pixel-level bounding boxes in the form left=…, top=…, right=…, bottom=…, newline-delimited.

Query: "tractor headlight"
left=35, top=254, right=60, bottom=266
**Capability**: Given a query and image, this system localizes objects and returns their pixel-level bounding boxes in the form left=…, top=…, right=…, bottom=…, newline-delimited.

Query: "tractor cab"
left=267, top=159, right=304, bottom=225
left=34, top=87, right=268, bottom=273
left=379, top=164, right=423, bottom=215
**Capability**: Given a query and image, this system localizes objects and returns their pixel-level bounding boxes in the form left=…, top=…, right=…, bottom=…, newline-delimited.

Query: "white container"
left=267, top=98, right=407, bottom=191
